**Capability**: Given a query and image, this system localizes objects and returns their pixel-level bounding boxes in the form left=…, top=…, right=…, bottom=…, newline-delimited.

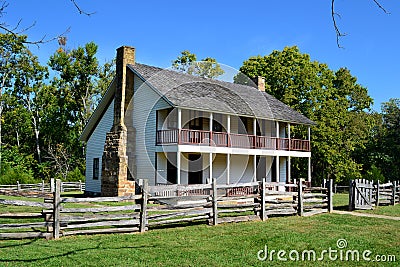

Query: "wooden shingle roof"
left=129, top=63, right=315, bottom=125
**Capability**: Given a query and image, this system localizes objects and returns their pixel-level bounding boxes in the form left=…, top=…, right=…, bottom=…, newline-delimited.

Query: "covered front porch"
left=155, top=152, right=311, bottom=186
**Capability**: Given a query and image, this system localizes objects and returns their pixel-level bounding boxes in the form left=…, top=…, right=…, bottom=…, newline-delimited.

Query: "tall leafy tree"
left=47, top=42, right=113, bottom=180
left=49, top=42, right=100, bottom=132
left=172, top=50, right=224, bottom=79
left=237, top=46, right=374, bottom=184
left=0, top=34, right=49, bottom=174
left=379, top=99, right=400, bottom=181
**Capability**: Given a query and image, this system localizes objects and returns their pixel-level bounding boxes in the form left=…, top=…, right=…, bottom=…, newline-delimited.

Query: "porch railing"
left=156, top=129, right=311, bottom=152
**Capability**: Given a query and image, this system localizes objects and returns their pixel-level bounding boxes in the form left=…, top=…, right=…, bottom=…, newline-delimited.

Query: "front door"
left=167, top=160, right=177, bottom=184
left=188, top=154, right=203, bottom=184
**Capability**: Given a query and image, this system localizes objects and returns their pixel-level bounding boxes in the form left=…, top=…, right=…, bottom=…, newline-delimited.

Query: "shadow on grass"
left=148, top=219, right=207, bottom=230
left=334, top=205, right=350, bottom=211
left=0, top=238, right=39, bottom=249
left=0, top=241, right=158, bottom=263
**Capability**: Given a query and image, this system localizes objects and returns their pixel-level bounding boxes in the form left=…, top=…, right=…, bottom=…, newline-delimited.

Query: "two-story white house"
left=80, top=46, right=315, bottom=196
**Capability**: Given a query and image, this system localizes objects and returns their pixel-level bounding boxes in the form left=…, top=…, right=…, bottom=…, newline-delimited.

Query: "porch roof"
left=129, top=63, right=315, bottom=125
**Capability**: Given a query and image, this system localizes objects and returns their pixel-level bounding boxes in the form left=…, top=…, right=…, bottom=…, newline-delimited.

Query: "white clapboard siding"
left=85, top=100, right=115, bottom=193
left=230, top=154, right=254, bottom=184
left=212, top=154, right=227, bottom=184
left=132, top=75, right=170, bottom=185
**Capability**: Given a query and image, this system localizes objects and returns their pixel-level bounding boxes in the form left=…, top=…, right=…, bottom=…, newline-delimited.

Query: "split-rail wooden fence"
left=0, top=178, right=333, bottom=240
left=0, top=179, right=85, bottom=193
left=349, top=179, right=400, bottom=210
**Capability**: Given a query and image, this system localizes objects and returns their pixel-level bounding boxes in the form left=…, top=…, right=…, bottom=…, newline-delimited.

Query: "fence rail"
left=0, top=180, right=85, bottom=193
left=0, top=178, right=333, bottom=240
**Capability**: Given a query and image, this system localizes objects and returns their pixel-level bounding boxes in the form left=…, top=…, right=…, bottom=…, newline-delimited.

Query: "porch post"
left=308, top=157, right=311, bottom=183
left=209, top=112, right=213, bottom=131
left=227, top=115, right=231, bottom=133
left=177, top=152, right=181, bottom=184
left=227, top=154, right=230, bottom=184
left=253, top=155, right=257, bottom=182
left=276, top=121, right=279, bottom=136
left=288, top=123, right=291, bottom=150
left=177, top=108, right=182, bottom=129
left=209, top=112, right=213, bottom=145
left=288, top=156, right=291, bottom=183
left=276, top=156, right=280, bottom=182
left=253, top=117, right=257, bottom=140
left=209, top=153, right=213, bottom=183
left=276, top=121, right=280, bottom=150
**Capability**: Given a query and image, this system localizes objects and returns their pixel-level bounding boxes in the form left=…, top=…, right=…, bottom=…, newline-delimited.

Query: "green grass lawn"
left=0, top=213, right=399, bottom=267
left=333, top=193, right=400, bottom=217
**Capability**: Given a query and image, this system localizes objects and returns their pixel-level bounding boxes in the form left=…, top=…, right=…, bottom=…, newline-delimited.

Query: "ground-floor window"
left=93, top=158, right=100, bottom=180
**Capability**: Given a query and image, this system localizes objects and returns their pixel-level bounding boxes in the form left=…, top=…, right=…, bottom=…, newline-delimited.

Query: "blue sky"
left=6, top=0, right=400, bottom=111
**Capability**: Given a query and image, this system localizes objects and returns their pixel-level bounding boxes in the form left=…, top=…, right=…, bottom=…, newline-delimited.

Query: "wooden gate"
left=349, top=179, right=374, bottom=210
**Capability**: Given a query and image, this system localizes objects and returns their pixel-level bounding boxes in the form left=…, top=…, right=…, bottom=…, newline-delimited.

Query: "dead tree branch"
left=70, top=0, right=95, bottom=16
left=373, top=0, right=390, bottom=14
left=0, top=0, right=91, bottom=46
left=331, top=0, right=346, bottom=48
left=331, top=0, right=390, bottom=48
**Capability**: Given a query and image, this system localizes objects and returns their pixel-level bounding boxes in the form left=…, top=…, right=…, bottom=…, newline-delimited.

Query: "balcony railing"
left=156, top=129, right=310, bottom=152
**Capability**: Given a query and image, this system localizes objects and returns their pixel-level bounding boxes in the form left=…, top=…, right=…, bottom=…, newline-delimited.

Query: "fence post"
left=212, top=178, right=218, bottom=225
left=327, top=179, right=333, bottom=212
left=391, top=181, right=396, bottom=206
left=50, top=178, right=55, bottom=193
left=140, top=179, right=148, bottom=233
left=41, top=180, right=45, bottom=192
left=348, top=180, right=354, bottom=211
left=53, top=179, right=61, bottom=239
left=297, top=178, right=303, bottom=216
left=261, top=178, right=266, bottom=221
left=79, top=180, right=83, bottom=192
left=375, top=180, right=380, bottom=207
left=17, top=181, right=21, bottom=192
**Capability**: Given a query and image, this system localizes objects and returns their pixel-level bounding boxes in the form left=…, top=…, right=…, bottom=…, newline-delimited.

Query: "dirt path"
left=332, top=210, right=400, bottom=220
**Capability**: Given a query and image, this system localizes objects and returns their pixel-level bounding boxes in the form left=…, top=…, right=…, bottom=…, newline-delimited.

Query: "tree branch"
left=0, top=0, right=91, bottom=46
left=331, top=0, right=346, bottom=48
left=331, top=0, right=390, bottom=48
left=373, top=0, right=390, bottom=14
left=70, top=0, right=95, bottom=16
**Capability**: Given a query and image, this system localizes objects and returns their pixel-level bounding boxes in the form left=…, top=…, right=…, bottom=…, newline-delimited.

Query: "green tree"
left=0, top=33, right=48, bottom=176
left=49, top=42, right=100, bottom=131
left=237, top=46, right=374, bottom=184
left=172, top=50, right=224, bottom=79
left=47, top=42, right=111, bottom=180
left=379, top=98, right=400, bottom=181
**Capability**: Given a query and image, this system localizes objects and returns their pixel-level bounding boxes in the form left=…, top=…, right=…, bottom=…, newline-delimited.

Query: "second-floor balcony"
left=156, top=129, right=310, bottom=152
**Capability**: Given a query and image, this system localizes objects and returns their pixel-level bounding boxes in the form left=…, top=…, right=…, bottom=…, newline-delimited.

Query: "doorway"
left=188, top=154, right=203, bottom=184
left=167, top=160, right=177, bottom=184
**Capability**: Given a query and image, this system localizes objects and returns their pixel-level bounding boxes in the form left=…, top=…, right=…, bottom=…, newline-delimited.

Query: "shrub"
left=66, top=167, right=85, bottom=182
left=0, top=165, right=36, bottom=185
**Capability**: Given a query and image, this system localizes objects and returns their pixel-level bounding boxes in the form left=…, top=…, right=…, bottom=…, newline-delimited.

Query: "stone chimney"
left=101, top=46, right=136, bottom=197
left=256, top=76, right=265, bottom=92
left=113, top=46, right=136, bottom=131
